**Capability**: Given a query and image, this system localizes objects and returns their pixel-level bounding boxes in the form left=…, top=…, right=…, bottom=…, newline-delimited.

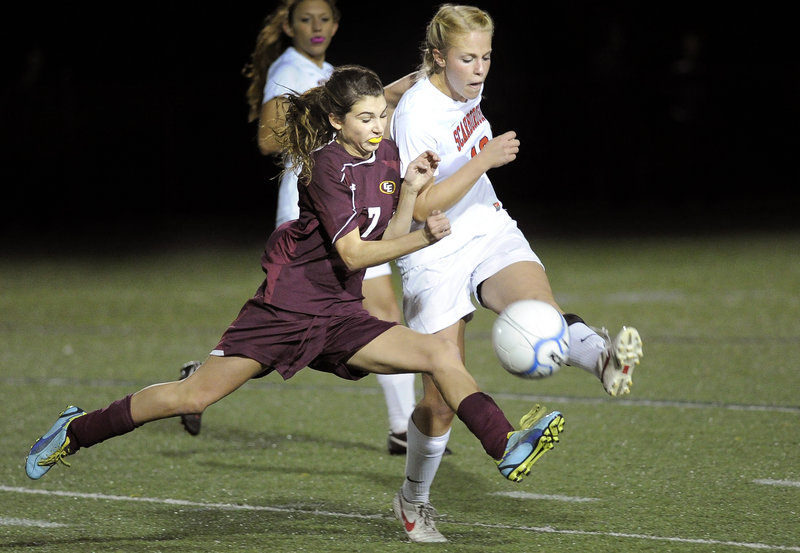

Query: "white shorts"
left=364, top=262, right=391, bottom=280
left=400, top=218, right=541, bottom=334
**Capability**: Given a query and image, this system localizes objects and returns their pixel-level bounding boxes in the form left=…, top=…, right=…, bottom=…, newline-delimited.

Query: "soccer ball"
left=492, top=300, right=570, bottom=379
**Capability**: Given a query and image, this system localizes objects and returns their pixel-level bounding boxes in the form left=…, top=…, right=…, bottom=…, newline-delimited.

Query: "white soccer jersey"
left=391, top=77, right=539, bottom=333
left=263, top=46, right=334, bottom=104
left=264, top=47, right=334, bottom=227
left=391, top=77, right=511, bottom=268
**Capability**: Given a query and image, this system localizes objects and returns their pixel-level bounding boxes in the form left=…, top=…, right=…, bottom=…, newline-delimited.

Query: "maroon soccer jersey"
left=259, top=139, right=402, bottom=315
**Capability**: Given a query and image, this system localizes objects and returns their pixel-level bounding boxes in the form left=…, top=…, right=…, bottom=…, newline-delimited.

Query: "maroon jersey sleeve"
left=305, top=149, right=360, bottom=244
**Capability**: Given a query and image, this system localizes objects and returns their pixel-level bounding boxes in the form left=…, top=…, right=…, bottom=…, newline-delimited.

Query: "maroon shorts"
left=212, top=297, right=396, bottom=381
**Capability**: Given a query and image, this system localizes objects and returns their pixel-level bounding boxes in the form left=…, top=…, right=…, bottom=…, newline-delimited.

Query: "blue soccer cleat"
left=496, top=404, right=565, bottom=483
left=26, top=406, right=86, bottom=480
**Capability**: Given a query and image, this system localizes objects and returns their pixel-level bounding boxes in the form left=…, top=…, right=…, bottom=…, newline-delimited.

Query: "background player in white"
left=389, top=5, right=643, bottom=542
left=181, top=0, right=420, bottom=454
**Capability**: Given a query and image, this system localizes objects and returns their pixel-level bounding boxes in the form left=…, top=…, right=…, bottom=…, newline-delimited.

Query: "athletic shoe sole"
left=604, top=326, right=643, bottom=396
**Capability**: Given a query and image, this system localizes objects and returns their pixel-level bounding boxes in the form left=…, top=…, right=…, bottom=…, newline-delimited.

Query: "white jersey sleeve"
left=391, top=83, right=441, bottom=176
left=263, top=47, right=334, bottom=104
left=264, top=63, right=307, bottom=102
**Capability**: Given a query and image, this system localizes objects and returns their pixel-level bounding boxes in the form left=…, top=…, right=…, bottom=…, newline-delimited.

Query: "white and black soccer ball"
left=492, top=300, right=570, bottom=379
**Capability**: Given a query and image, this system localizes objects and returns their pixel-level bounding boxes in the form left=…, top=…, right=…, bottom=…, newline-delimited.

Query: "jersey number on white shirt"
left=470, top=136, right=490, bottom=158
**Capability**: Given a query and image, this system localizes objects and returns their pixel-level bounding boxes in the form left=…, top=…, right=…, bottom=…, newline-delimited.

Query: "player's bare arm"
left=257, top=97, right=289, bottom=155
left=335, top=209, right=450, bottom=271
left=412, top=131, right=519, bottom=222
left=383, top=71, right=424, bottom=109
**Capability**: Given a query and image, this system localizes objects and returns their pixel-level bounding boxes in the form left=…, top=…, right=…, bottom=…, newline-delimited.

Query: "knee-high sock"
left=564, top=319, right=606, bottom=374
left=67, top=394, right=138, bottom=450
left=456, top=392, right=514, bottom=460
left=376, top=373, right=416, bottom=434
left=401, top=418, right=450, bottom=504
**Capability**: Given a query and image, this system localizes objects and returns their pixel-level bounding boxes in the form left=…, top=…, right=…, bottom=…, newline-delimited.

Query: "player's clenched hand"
left=478, top=131, right=519, bottom=169
left=403, top=150, right=440, bottom=193
left=422, top=209, right=451, bottom=244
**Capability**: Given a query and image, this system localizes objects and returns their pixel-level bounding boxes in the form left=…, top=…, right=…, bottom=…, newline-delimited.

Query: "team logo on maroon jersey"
left=379, top=180, right=396, bottom=194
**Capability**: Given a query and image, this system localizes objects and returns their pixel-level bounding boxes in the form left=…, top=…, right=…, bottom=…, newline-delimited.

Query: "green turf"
left=2, top=230, right=799, bottom=552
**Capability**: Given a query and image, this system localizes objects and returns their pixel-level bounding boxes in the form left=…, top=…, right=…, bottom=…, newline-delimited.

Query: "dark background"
left=2, top=2, right=798, bottom=250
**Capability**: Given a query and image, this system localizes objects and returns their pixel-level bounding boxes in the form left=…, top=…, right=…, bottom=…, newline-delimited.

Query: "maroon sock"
left=67, top=394, right=137, bottom=451
left=456, top=392, right=514, bottom=460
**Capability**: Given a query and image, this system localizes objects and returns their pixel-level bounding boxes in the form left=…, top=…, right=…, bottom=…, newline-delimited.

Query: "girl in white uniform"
left=262, top=43, right=334, bottom=227
left=389, top=4, right=644, bottom=542
left=243, top=0, right=420, bottom=453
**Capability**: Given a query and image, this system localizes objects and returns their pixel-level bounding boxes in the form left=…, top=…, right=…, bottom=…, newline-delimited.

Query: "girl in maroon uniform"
left=180, top=0, right=421, bottom=448
left=27, top=69, right=559, bottom=534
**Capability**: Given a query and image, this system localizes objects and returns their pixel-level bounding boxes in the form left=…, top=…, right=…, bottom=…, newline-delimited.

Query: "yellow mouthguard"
left=368, top=137, right=382, bottom=144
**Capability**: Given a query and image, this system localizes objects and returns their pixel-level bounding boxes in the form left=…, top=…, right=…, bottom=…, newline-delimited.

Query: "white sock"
left=566, top=322, right=606, bottom=375
left=376, top=373, right=416, bottom=434
left=401, top=418, right=450, bottom=504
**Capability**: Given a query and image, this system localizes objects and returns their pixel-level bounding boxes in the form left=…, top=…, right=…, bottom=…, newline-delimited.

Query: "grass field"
left=1, top=227, right=799, bottom=552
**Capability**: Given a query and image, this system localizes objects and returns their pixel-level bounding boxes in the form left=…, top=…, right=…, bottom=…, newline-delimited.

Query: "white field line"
left=5, top=376, right=799, bottom=415
left=754, top=479, right=800, bottom=488
left=0, top=516, right=67, bottom=528
left=2, top=485, right=798, bottom=551
left=490, top=392, right=800, bottom=414
left=491, top=491, right=599, bottom=502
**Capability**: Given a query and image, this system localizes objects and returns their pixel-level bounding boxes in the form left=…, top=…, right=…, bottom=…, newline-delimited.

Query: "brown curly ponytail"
left=276, top=65, right=384, bottom=184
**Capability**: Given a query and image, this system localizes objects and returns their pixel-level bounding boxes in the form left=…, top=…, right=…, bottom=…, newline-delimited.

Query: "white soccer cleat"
left=596, top=326, right=643, bottom=396
left=392, top=491, right=447, bottom=543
